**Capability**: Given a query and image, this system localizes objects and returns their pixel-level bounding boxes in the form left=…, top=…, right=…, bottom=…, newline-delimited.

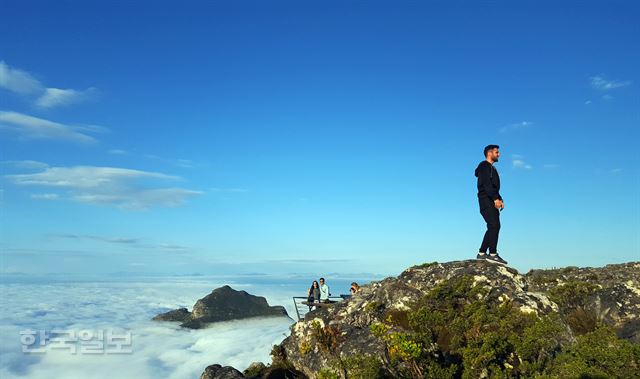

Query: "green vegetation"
left=362, top=275, right=640, bottom=379
left=293, top=275, right=638, bottom=378
left=299, top=340, right=311, bottom=356
left=242, top=364, right=264, bottom=378
left=548, top=280, right=600, bottom=309
left=309, top=320, right=386, bottom=379
left=364, top=301, right=381, bottom=314
left=528, top=271, right=561, bottom=286
left=316, top=355, right=385, bottom=379
left=317, top=368, right=340, bottom=379
left=310, top=320, right=342, bottom=353
left=545, top=326, right=640, bottom=378
left=548, top=280, right=603, bottom=335
left=412, top=261, right=438, bottom=270
left=340, top=355, right=384, bottom=379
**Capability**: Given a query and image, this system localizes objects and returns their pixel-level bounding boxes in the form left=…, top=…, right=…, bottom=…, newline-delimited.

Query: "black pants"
left=479, top=199, right=500, bottom=254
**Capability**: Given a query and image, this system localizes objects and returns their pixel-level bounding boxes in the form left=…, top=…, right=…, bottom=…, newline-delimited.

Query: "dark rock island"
left=199, top=260, right=640, bottom=378
left=153, top=285, right=290, bottom=329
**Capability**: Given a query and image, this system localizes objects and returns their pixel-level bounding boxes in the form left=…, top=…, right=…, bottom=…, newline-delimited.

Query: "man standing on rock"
left=475, top=144, right=508, bottom=265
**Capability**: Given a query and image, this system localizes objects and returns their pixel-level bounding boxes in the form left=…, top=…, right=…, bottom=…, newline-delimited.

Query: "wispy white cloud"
left=108, top=149, right=129, bottom=155
left=108, top=150, right=201, bottom=169
left=50, top=233, right=140, bottom=244
left=174, top=159, right=196, bottom=168
left=499, top=121, right=533, bottom=133
left=208, top=187, right=249, bottom=193
left=143, top=154, right=199, bottom=169
left=0, top=111, right=103, bottom=143
left=610, top=168, right=623, bottom=174
left=511, top=154, right=532, bottom=170
left=602, top=94, right=614, bottom=101
left=0, top=159, right=49, bottom=170
left=0, top=61, right=42, bottom=95
left=6, top=165, right=203, bottom=210
left=266, top=258, right=352, bottom=264
left=153, top=243, right=191, bottom=251
left=35, top=87, right=97, bottom=109
left=7, top=166, right=176, bottom=188
left=0, top=61, right=97, bottom=109
left=30, top=193, right=60, bottom=200
left=590, top=75, right=631, bottom=90
left=512, top=160, right=532, bottom=169
left=49, top=233, right=190, bottom=251
left=72, top=188, right=202, bottom=210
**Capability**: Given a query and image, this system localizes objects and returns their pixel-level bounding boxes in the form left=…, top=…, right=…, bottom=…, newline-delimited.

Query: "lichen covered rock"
left=200, top=260, right=640, bottom=378
left=276, top=260, right=640, bottom=378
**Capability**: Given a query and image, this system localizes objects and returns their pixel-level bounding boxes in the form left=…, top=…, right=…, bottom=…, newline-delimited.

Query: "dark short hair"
left=320, top=277, right=325, bottom=281
left=484, top=144, right=500, bottom=157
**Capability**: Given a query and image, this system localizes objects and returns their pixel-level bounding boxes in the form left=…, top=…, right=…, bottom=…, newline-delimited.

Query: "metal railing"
left=292, top=296, right=349, bottom=321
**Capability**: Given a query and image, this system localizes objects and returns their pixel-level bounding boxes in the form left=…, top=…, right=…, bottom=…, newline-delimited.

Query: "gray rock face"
left=279, top=260, right=640, bottom=378
left=201, top=362, right=306, bottom=379
left=526, top=262, right=640, bottom=342
left=198, top=260, right=639, bottom=379
left=153, top=285, right=289, bottom=329
left=242, top=362, right=266, bottom=378
left=152, top=307, right=190, bottom=322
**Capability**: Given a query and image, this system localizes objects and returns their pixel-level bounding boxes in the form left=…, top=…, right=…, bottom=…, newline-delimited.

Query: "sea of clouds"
left=0, top=275, right=367, bottom=379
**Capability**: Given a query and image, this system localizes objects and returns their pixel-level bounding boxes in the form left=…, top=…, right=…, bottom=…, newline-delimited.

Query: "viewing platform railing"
left=292, top=295, right=351, bottom=321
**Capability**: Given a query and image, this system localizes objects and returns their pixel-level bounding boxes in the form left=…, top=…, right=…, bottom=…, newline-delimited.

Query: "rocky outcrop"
left=153, top=307, right=191, bottom=323
left=200, top=364, right=244, bottom=379
left=153, top=285, right=290, bottom=329
left=200, top=260, right=640, bottom=378
left=280, top=260, right=568, bottom=377
left=526, top=262, right=640, bottom=342
left=200, top=362, right=306, bottom=379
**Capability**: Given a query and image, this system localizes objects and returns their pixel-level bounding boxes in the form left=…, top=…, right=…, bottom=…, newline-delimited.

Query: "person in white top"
left=319, top=277, right=331, bottom=303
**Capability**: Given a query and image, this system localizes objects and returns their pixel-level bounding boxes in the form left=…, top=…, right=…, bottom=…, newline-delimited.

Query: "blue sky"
left=1, top=1, right=638, bottom=277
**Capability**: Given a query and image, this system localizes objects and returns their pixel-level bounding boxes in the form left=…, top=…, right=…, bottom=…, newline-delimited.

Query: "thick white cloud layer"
left=0, top=277, right=299, bottom=379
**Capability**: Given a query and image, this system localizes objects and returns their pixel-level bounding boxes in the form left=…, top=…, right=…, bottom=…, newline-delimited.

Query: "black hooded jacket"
left=475, top=161, right=502, bottom=201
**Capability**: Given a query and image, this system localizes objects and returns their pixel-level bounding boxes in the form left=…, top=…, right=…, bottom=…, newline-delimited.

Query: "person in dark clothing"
left=474, top=144, right=508, bottom=265
left=307, top=280, right=320, bottom=310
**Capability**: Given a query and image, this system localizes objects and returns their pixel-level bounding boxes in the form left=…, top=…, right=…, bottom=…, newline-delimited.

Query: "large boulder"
left=200, top=364, right=244, bottom=379
left=278, top=260, right=640, bottom=378
left=153, top=285, right=290, bottom=329
left=198, top=260, right=640, bottom=378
